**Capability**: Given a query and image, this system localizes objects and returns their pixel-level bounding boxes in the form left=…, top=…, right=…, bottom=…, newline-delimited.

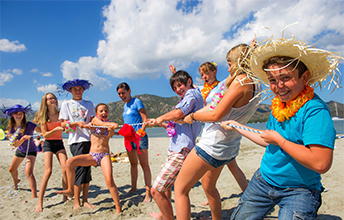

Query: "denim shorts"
left=194, top=145, right=234, bottom=168
left=231, top=169, right=322, bottom=220
left=131, top=134, right=148, bottom=150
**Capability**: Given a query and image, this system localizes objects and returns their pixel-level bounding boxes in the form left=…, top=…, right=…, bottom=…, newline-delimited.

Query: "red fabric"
left=118, top=124, right=141, bottom=154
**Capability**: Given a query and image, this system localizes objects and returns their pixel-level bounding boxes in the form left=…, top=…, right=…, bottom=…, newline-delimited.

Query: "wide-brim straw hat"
left=62, top=79, right=92, bottom=92
left=250, top=36, right=343, bottom=89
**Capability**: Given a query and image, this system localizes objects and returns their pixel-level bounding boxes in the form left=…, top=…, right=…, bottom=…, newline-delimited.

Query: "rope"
left=212, top=122, right=263, bottom=134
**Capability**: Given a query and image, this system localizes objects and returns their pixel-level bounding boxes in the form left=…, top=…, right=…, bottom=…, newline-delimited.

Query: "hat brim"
left=62, top=79, right=92, bottom=92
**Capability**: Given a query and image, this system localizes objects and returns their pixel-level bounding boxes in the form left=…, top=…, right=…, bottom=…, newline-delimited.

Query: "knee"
left=44, top=168, right=53, bottom=177
left=150, top=187, right=160, bottom=198
left=105, top=178, right=115, bottom=189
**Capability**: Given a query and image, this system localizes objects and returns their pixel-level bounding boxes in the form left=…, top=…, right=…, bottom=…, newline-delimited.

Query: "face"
left=200, top=69, right=216, bottom=85
left=227, top=61, right=233, bottom=73
left=70, top=86, right=84, bottom=101
left=267, top=64, right=309, bottom=104
left=12, top=111, right=24, bottom=122
left=117, top=88, right=131, bottom=103
left=172, top=79, right=192, bottom=98
left=46, top=94, right=57, bottom=106
left=96, top=105, right=109, bottom=121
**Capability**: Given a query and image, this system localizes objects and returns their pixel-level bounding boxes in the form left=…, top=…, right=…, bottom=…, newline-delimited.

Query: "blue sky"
left=1, top=0, right=343, bottom=110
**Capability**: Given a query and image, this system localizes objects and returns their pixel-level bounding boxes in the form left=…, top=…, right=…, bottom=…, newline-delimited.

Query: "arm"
left=149, top=109, right=184, bottom=126
left=261, top=130, right=333, bottom=174
left=139, top=108, right=148, bottom=131
left=12, top=135, right=31, bottom=148
left=40, top=123, right=64, bottom=139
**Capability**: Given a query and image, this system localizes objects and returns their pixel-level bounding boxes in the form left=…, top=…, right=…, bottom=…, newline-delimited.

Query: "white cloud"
left=60, top=0, right=344, bottom=85
left=0, top=98, right=30, bottom=109
left=0, top=72, right=14, bottom=86
left=0, top=38, right=27, bottom=53
left=30, top=68, right=39, bottom=73
left=42, top=72, right=53, bottom=77
left=37, top=84, right=58, bottom=93
left=12, top=68, right=23, bottom=75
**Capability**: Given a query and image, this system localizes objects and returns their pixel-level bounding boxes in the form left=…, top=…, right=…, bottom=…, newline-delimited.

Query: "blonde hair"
left=225, top=44, right=250, bottom=88
left=198, top=62, right=217, bottom=75
left=33, top=93, right=58, bottom=124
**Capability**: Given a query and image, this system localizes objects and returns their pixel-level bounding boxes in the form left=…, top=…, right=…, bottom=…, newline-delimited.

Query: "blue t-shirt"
left=169, top=88, right=204, bottom=152
left=261, top=94, right=336, bottom=191
left=11, top=122, right=37, bottom=153
left=123, top=97, right=145, bottom=131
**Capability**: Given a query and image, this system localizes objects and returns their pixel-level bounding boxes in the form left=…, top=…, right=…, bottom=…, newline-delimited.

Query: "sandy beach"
left=0, top=137, right=343, bottom=220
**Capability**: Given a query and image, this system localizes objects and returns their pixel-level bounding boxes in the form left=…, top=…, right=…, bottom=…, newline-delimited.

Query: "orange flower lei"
left=201, top=80, right=219, bottom=101
left=271, top=85, right=314, bottom=122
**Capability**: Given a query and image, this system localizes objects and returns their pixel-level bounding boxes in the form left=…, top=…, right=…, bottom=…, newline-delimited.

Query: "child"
left=147, top=70, right=204, bottom=220
left=34, top=136, right=43, bottom=152
left=221, top=36, right=342, bottom=219
left=58, top=79, right=95, bottom=211
left=174, top=44, right=261, bottom=220
left=4, top=104, right=41, bottom=199
left=33, top=93, right=68, bottom=212
left=117, top=82, right=152, bottom=202
left=56, top=103, right=122, bottom=214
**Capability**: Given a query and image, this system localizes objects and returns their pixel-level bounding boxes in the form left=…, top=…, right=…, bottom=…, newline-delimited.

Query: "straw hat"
left=250, top=36, right=343, bottom=89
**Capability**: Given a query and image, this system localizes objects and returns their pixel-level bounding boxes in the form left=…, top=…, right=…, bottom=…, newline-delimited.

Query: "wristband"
left=190, top=113, right=196, bottom=121
left=65, top=120, right=76, bottom=133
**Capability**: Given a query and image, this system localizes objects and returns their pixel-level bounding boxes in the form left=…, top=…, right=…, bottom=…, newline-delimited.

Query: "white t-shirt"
left=59, top=99, right=95, bottom=145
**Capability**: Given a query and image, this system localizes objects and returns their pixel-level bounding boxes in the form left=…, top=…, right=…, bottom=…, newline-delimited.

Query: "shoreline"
left=0, top=137, right=343, bottom=219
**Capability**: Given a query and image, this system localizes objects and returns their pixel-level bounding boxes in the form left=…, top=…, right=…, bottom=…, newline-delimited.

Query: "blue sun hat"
left=61, top=79, right=92, bottom=92
left=2, top=104, right=32, bottom=117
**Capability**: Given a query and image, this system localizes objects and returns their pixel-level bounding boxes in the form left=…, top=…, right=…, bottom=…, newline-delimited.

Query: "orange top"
left=45, top=121, right=63, bottom=140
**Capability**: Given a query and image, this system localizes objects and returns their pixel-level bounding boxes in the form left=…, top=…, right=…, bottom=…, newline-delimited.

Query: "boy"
left=148, top=70, right=203, bottom=220
left=59, top=79, right=95, bottom=211
left=221, top=36, right=342, bottom=219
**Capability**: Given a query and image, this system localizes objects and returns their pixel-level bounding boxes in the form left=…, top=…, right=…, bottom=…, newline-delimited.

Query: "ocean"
left=62, top=120, right=344, bottom=139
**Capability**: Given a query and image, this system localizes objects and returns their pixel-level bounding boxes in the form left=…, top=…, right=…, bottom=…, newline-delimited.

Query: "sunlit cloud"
left=37, top=84, right=58, bottom=94
left=0, top=38, right=27, bottom=53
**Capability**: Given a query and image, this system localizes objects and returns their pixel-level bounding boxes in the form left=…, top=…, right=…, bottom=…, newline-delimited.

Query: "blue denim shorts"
left=131, top=134, right=148, bottom=150
left=194, top=145, right=234, bottom=168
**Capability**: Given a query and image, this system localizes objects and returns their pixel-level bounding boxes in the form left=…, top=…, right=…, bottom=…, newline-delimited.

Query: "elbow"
left=314, top=162, right=332, bottom=174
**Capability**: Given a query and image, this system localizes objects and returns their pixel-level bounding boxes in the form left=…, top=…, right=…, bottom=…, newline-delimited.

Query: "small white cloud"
left=42, top=72, right=53, bottom=77
left=0, top=72, right=14, bottom=86
left=12, top=68, right=23, bottom=75
left=37, top=84, right=58, bottom=93
left=0, top=38, right=27, bottom=53
left=30, top=68, right=39, bottom=73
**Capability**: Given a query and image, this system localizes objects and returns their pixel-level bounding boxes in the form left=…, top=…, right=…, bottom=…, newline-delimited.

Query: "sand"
left=0, top=137, right=343, bottom=220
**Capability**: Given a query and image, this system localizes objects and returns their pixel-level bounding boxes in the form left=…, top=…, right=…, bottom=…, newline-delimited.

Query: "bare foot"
left=83, top=201, right=95, bottom=210
left=149, top=212, right=165, bottom=220
left=73, top=204, right=81, bottom=212
left=35, top=204, right=43, bottom=213
left=13, top=179, right=21, bottom=190
left=55, top=190, right=74, bottom=198
left=143, top=195, right=152, bottom=202
left=201, top=201, right=209, bottom=206
left=62, top=196, right=69, bottom=203
left=115, top=206, right=122, bottom=215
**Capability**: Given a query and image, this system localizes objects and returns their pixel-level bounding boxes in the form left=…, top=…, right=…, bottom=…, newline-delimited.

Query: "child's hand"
left=147, top=119, right=157, bottom=127
left=83, top=123, right=91, bottom=129
left=220, top=120, right=236, bottom=131
left=54, top=126, right=64, bottom=132
left=183, top=115, right=193, bottom=124
left=21, top=135, right=31, bottom=141
left=169, top=65, right=176, bottom=74
left=75, top=121, right=86, bottom=128
left=109, top=123, right=118, bottom=130
left=260, top=130, right=282, bottom=146
left=174, top=119, right=185, bottom=124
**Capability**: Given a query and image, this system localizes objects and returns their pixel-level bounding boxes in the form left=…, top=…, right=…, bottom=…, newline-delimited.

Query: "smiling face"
left=96, top=105, right=109, bottom=121
left=70, top=86, right=84, bottom=101
left=117, top=88, right=131, bottom=103
left=172, top=79, right=192, bottom=98
left=46, top=93, right=57, bottom=107
left=267, top=64, right=309, bottom=105
left=12, top=111, right=24, bottom=123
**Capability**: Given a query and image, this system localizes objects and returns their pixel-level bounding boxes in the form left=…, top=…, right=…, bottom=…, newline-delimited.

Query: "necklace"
left=201, top=80, right=219, bottom=101
left=271, top=85, right=314, bottom=122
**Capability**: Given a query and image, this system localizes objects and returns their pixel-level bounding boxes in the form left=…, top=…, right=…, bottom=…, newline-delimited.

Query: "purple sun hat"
left=2, top=104, right=32, bottom=117
left=61, top=79, right=92, bottom=92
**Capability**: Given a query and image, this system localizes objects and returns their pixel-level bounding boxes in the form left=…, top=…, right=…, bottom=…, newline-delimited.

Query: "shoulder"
left=27, top=122, right=37, bottom=129
left=303, top=94, right=330, bottom=113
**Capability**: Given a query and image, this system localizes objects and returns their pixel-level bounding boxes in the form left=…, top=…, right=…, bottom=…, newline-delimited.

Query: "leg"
left=25, top=155, right=37, bottom=199
left=201, top=167, right=224, bottom=220
left=56, top=149, right=69, bottom=202
left=82, top=183, right=95, bottom=210
left=127, top=149, right=138, bottom=192
left=226, top=159, right=248, bottom=192
left=174, top=149, right=214, bottom=220
left=100, top=155, right=122, bottom=214
left=150, top=188, right=173, bottom=220
left=138, top=149, right=152, bottom=202
left=35, top=151, right=54, bottom=212
left=8, top=156, right=24, bottom=190
left=230, top=169, right=274, bottom=220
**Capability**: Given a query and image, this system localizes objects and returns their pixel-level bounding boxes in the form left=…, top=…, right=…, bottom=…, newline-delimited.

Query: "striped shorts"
left=152, top=148, right=190, bottom=192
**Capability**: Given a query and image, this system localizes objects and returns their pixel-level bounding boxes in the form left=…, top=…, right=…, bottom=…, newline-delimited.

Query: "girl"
left=33, top=93, right=68, bottom=212
left=56, top=103, right=122, bottom=214
left=174, top=44, right=261, bottom=220
left=5, top=104, right=41, bottom=199
left=117, top=82, right=152, bottom=202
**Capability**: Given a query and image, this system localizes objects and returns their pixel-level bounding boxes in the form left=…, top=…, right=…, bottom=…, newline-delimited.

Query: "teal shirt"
left=261, top=94, right=335, bottom=190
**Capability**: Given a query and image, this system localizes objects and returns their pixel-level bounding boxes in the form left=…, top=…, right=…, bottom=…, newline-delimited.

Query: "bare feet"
left=13, top=179, right=21, bottom=190
left=55, top=189, right=74, bottom=198
left=201, top=201, right=209, bottom=206
left=62, top=196, right=69, bottom=203
left=149, top=212, right=165, bottom=220
left=83, top=201, right=95, bottom=210
left=73, top=204, right=81, bottom=212
left=143, top=195, right=152, bottom=202
left=115, top=206, right=122, bottom=215
left=35, top=204, right=43, bottom=213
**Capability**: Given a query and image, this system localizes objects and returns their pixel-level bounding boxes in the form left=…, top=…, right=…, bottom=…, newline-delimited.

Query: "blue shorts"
left=131, top=134, right=148, bottom=150
left=195, top=145, right=234, bottom=168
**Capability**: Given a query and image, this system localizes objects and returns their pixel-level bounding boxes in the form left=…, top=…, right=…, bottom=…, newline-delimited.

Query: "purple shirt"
left=11, top=122, right=37, bottom=153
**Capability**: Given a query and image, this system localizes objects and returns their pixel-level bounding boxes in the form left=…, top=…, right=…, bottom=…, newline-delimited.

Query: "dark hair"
left=262, top=56, right=308, bottom=78
left=170, top=70, right=193, bottom=90
left=95, top=103, right=109, bottom=112
left=116, top=82, right=130, bottom=92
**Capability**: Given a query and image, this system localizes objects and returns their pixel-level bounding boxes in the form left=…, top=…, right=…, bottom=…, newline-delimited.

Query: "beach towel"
left=118, top=124, right=141, bottom=154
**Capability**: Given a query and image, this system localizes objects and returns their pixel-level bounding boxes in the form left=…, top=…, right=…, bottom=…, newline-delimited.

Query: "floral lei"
left=271, top=85, right=314, bottom=122
left=209, top=83, right=227, bottom=110
left=9, top=127, right=21, bottom=147
left=201, top=80, right=219, bottom=102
